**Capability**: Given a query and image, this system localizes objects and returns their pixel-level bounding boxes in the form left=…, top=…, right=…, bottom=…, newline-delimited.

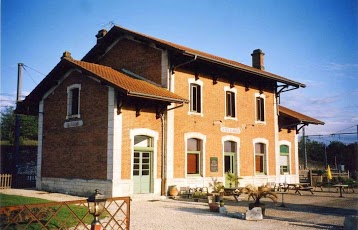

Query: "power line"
left=331, top=125, right=357, bottom=134
left=23, top=66, right=38, bottom=85
left=23, top=64, right=46, bottom=76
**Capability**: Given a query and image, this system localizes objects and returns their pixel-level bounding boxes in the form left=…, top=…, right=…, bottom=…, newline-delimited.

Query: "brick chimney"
left=96, top=29, right=108, bottom=43
left=251, top=49, right=265, bottom=70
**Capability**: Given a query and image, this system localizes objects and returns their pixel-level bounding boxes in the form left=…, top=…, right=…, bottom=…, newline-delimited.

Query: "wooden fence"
left=0, top=196, right=131, bottom=230
left=0, top=174, right=12, bottom=189
left=0, top=174, right=36, bottom=189
left=299, top=169, right=351, bottom=186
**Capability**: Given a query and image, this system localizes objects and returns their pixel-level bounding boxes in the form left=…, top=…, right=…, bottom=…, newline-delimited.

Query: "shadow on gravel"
left=173, top=206, right=222, bottom=216
left=288, top=222, right=344, bottom=230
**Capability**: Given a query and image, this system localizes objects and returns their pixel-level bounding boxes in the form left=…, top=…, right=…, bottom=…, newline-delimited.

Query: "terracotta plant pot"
left=209, top=202, right=219, bottom=212
left=169, top=185, right=179, bottom=197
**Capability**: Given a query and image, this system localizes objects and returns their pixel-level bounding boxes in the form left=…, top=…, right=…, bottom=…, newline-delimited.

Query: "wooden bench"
left=179, top=187, right=193, bottom=198
left=179, top=187, right=209, bottom=198
left=296, top=186, right=314, bottom=195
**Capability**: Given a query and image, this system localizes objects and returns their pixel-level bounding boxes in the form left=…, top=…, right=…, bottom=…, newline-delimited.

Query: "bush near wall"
left=0, top=144, right=37, bottom=174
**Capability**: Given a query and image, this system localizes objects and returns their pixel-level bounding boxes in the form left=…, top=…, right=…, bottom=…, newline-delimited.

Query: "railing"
left=300, top=169, right=351, bottom=186
left=0, top=196, right=131, bottom=230
left=0, top=174, right=12, bottom=189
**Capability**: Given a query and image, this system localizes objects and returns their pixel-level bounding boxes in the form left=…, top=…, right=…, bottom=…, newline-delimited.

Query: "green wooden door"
left=224, top=153, right=235, bottom=187
left=133, top=151, right=151, bottom=194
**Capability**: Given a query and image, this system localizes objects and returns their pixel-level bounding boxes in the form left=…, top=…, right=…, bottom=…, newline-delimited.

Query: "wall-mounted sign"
left=220, top=126, right=242, bottom=134
left=64, top=120, right=83, bottom=128
left=210, top=157, right=218, bottom=172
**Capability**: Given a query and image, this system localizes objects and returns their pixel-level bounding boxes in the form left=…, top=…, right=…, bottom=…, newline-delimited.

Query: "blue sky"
left=1, top=0, right=357, bottom=142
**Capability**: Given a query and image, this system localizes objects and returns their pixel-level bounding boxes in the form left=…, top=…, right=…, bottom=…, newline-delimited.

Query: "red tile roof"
left=278, top=105, right=324, bottom=125
left=83, top=26, right=305, bottom=88
left=17, top=56, right=188, bottom=115
left=65, top=58, right=188, bottom=103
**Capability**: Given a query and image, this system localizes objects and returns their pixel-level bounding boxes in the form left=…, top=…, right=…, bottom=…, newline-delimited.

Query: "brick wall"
left=42, top=71, right=108, bottom=179
left=99, top=38, right=162, bottom=85
left=172, top=69, right=277, bottom=178
left=120, top=105, right=163, bottom=180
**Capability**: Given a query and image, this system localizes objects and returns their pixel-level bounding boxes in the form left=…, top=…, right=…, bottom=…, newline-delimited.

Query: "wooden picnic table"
left=333, top=184, right=348, bottom=197
left=285, top=183, right=314, bottom=195
left=224, top=188, right=242, bottom=202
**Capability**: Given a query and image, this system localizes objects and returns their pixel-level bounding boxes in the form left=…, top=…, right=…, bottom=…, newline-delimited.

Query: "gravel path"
left=1, top=188, right=357, bottom=229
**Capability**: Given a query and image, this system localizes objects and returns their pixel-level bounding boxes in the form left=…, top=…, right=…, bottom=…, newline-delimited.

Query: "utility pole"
left=13, top=63, right=23, bottom=175
left=303, top=126, right=307, bottom=169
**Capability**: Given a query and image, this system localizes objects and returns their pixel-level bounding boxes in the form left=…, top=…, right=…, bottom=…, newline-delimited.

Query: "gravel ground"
left=1, top=188, right=357, bottom=229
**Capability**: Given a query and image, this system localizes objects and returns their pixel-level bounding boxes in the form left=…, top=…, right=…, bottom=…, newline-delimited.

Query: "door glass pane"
left=143, top=158, right=149, bottom=163
left=134, top=152, right=140, bottom=157
left=224, top=141, right=236, bottom=152
left=142, top=164, right=149, bottom=170
left=143, top=152, right=150, bottom=158
left=134, top=136, right=152, bottom=147
left=142, top=170, right=149, bottom=175
left=133, top=170, right=139, bottom=176
left=187, top=138, right=200, bottom=151
left=224, top=155, right=231, bottom=172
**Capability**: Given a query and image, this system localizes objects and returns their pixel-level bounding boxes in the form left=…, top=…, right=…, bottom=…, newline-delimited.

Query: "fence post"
left=0, top=174, right=12, bottom=189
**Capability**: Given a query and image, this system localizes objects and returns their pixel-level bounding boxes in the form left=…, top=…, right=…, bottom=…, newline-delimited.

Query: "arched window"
left=280, top=145, right=290, bottom=174
left=255, top=142, right=266, bottom=174
left=187, top=138, right=202, bottom=175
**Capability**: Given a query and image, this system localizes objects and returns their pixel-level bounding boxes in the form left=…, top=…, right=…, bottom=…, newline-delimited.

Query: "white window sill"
left=224, top=116, right=238, bottom=121
left=188, top=111, right=203, bottom=117
left=66, top=114, right=81, bottom=119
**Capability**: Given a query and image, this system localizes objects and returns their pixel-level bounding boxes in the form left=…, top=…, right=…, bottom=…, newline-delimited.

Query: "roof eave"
left=183, top=51, right=306, bottom=88
left=128, top=91, right=188, bottom=104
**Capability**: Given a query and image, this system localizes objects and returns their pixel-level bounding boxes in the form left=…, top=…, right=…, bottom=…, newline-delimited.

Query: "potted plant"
left=226, top=172, right=242, bottom=188
left=193, top=191, right=203, bottom=202
left=209, top=178, right=225, bottom=202
left=241, top=185, right=278, bottom=216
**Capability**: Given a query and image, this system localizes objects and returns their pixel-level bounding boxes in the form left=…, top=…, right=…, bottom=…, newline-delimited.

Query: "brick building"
left=18, top=26, right=323, bottom=197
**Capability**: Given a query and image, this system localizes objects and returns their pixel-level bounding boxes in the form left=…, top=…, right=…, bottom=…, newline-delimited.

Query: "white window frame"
left=224, top=86, right=237, bottom=120
left=253, top=138, right=269, bottom=175
left=279, top=141, right=291, bottom=175
left=188, top=78, right=203, bottom=116
left=255, top=93, right=266, bottom=124
left=222, top=135, right=240, bottom=176
left=66, top=84, right=81, bottom=119
left=184, top=132, right=206, bottom=177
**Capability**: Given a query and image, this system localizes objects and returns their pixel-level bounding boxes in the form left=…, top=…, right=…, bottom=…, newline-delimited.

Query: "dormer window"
left=67, top=84, right=81, bottom=119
